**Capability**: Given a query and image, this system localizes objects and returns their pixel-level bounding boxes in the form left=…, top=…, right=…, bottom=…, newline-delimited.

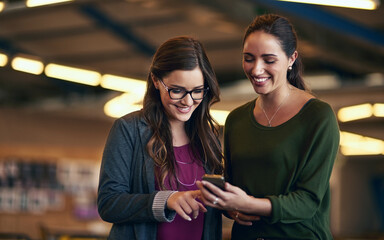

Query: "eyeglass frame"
left=158, top=79, right=209, bottom=100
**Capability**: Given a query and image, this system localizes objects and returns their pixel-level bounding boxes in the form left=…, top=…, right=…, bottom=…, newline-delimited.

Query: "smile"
left=176, top=105, right=192, bottom=113
left=255, top=77, right=270, bottom=82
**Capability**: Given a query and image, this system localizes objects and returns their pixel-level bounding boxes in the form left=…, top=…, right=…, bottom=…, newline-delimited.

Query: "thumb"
left=224, top=182, right=239, bottom=194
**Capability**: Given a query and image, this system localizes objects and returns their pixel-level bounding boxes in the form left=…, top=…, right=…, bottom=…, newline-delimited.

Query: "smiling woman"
left=97, top=36, right=224, bottom=240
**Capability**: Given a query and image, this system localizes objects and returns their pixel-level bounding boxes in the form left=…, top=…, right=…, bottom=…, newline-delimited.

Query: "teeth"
left=255, top=77, right=269, bottom=82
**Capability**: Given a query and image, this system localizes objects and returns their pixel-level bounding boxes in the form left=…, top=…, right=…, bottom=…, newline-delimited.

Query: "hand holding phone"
left=202, top=174, right=225, bottom=190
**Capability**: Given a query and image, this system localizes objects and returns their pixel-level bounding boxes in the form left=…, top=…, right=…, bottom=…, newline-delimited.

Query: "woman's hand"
left=196, top=180, right=270, bottom=222
left=228, top=210, right=260, bottom=226
left=196, top=180, right=251, bottom=211
left=166, top=190, right=207, bottom=221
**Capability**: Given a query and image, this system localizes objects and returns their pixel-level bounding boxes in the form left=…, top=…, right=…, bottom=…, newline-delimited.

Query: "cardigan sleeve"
left=97, top=116, right=176, bottom=224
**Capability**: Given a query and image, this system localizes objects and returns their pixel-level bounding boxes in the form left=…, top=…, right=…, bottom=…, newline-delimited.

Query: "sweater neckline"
left=250, top=97, right=317, bottom=129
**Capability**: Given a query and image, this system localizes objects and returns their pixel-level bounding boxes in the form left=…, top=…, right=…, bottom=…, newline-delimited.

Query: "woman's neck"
left=170, top=121, right=189, bottom=147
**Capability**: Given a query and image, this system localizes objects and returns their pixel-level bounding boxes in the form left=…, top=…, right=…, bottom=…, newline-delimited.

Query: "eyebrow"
left=168, top=84, right=205, bottom=89
left=243, top=52, right=277, bottom=57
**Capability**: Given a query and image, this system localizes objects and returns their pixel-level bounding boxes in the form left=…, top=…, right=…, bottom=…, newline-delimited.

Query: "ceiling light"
left=337, top=103, right=373, bottom=122
left=0, top=2, right=5, bottom=12
left=0, top=53, right=7, bottom=66
left=100, top=74, right=147, bottom=96
left=104, top=93, right=143, bottom=118
left=373, top=103, right=384, bottom=117
left=26, top=0, right=73, bottom=8
left=210, top=109, right=230, bottom=126
left=277, top=0, right=379, bottom=10
left=340, top=131, right=384, bottom=155
left=45, top=63, right=101, bottom=86
left=11, top=56, right=44, bottom=75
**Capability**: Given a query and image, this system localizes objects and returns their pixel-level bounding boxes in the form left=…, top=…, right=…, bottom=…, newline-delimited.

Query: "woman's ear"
left=151, top=73, right=159, bottom=89
left=289, top=51, right=298, bottom=67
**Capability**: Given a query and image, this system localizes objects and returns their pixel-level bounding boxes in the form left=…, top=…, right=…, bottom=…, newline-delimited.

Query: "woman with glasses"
left=97, top=36, right=223, bottom=240
left=197, top=14, right=340, bottom=239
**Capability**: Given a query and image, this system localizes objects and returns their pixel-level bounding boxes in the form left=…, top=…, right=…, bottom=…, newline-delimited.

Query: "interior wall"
left=0, top=108, right=114, bottom=239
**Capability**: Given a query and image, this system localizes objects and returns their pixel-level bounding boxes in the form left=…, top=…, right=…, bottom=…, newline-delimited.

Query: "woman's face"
left=153, top=67, right=205, bottom=125
left=242, top=31, right=297, bottom=95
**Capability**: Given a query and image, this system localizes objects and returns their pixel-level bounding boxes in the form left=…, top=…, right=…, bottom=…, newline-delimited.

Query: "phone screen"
left=202, top=174, right=225, bottom=190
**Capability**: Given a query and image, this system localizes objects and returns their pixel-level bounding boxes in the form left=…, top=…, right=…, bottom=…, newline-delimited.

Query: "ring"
left=212, top=197, right=218, bottom=205
left=235, top=212, right=239, bottom=218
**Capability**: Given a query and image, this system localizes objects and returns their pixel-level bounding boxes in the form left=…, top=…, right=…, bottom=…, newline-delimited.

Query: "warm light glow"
left=340, top=131, right=384, bottom=155
left=210, top=109, right=230, bottom=126
left=373, top=103, right=384, bottom=117
left=0, top=2, right=5, bottom=12
left=337, top=103, right=373, bottom=122
left=104, top=93, right=143, bottom=118
left=11, top=56, right=44, bottom=75
left=100, top=74, right=146, bottom=102
left=277, top=0, right=379, bottom=10
left=0, top=53, right=7, bottom=67
left=45, top=63, right=101, bottom=86
left=26, top=0, right=73, bottom=7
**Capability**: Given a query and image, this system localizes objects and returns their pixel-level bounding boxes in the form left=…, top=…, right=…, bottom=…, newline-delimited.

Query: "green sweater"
left=224, top=98, right=340, bottom=240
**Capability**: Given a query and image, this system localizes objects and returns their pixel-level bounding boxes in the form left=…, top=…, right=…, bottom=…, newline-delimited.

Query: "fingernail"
left=187, top=217, right=192, bottom=221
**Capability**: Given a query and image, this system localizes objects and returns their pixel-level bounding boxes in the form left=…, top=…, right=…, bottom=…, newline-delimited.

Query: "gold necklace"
left=260, top=90, right=290, bottom=127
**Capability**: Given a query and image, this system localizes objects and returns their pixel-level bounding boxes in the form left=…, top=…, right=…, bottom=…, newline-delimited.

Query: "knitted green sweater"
left=224, top=98, right=340, bottom=240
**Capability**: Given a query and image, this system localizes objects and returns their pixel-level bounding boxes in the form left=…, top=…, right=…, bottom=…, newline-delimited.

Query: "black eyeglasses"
left=159, top=79, right=209, bottom=100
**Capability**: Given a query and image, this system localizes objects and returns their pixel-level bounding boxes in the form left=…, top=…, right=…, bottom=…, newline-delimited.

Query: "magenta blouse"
left=155, top=144, right=206, bottom=240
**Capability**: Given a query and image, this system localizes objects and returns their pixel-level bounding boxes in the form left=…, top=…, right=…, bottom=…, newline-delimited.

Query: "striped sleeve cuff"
left=152, top=191, right=177, bottom=222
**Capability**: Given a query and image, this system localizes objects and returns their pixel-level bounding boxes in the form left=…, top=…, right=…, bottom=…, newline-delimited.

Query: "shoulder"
left=110, top=110, right=148, bottom=134
left=226, top=99, right=255, bottom=121
left=305, top=99, right=336, bottom=119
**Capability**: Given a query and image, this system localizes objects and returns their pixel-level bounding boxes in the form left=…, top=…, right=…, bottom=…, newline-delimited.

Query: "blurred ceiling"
left=0, top=0, right=383, bottom=108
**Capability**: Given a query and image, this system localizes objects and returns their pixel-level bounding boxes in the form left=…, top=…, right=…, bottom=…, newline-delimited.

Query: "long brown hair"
left=143, top=36, right=223, bottom=189
left=244, top=14, right=308, bottom=91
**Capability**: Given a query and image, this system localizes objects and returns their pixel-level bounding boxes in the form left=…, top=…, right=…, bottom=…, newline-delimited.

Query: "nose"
left=251, top=61, right=264, bottom=75
left=180, top=92, right=194, bottom=105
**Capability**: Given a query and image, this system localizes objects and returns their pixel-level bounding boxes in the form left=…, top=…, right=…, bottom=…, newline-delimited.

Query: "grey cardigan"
left=98, top=111, right=222, bottom=240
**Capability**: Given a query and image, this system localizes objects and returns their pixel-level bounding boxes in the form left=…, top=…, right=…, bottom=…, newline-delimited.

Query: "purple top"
left=156, top=144, right=206, bottom=240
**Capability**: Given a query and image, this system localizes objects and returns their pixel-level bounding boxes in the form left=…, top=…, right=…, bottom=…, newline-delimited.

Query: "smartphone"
left=202, top=174, right=225, bottom=190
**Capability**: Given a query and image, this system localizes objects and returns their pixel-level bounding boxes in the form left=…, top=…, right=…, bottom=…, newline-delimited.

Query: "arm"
left=98, top=116, right=206, bottom=223
left=266, top=107, right=340, bottom=224
left=97, top=117, right=176, bottom=223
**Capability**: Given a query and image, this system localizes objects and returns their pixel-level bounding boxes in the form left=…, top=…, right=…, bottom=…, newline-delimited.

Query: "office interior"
left=0, top=0, right=383, bottom=239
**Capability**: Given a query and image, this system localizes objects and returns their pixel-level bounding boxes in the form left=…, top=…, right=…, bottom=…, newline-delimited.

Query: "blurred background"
left=0, top=0, right=383, bottom=239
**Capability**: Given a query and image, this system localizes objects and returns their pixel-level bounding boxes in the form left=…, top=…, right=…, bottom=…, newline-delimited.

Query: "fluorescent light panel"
left=373, top=103, right=384, bottom=117
left=100, top=74, right=147, bottom=97
left=210, top=109, right=230, bottom=126
left=337, top=103, right=373, bottom=122
left=104, top=93, right=143, bottom=118
left=0, top=2, right=4, bottom=12
left=0, top=53, right=7, bottom=67
left=340, top=131, right=384, bottom=155
left=26, top=0, right=73, bottom=7
left=11, top=56, right=44, bottom=75
left=45, top=63, right=101, bottom=86
left=277, top=0, right=379, bottom=10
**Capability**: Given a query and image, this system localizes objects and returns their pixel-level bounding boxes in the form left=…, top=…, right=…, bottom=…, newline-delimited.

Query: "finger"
left=201, top=180, right=224, bottom=196
left=189, top=189, right=201, bottom=199
left=235, top=219, right=253, bottom=226
left=173, top=204, right=192, bottom=221
left=239, top=213, right=260, bottom=221
left=185, top=195, right=201, bottom=219
left=197, top=201, right=207, bottom=213
left=180, top=198, right=193, bottom=216
left=197, top=181, right=217, bottom=205
left=223, top=182, right=239, bottom=194
left=235, top=212, right=260, bottom=222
